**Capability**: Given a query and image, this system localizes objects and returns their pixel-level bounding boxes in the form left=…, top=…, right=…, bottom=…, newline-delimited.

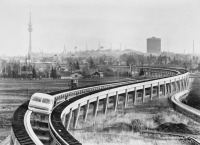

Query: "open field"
left=71, top=98, right=200, bottom=145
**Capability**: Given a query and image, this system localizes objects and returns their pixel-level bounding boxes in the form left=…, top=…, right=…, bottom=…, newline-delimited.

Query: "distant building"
left=71, top=72, right=83, bottom=78
left=92, top=71, right=104, bottom=78
left=147, top=37, right=161, bottom=53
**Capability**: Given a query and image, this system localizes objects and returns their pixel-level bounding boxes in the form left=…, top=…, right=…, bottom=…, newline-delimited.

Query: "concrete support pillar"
left=64, top=114, right=68, bottom=128
left=114, top=91, right=119, bottom=111
left=174, top=80, right=177, bottom=92
left=103, top=94, right=109, bottom=114
left=183, top=78, right=185, bottom=90
left=133, top=87, right=137, bottom=105
left=83, top=100, right=90, bottom=122
left=185, top=78, right=187, bottom=88
left=173, top=81, right=176, bottom=92
left=73, top=104, right=81, bottom=129
left=124, top=89, right=128, bottom=108
left=164, top=81, right=166, bottom=97
left=184, top=78, right=187, bottom=89
left=185, top=77, right=188, bottom=89
left=176, top=81, right=179, bottom=92
left=170, top=80, right=172, bottom=93
left=127, top=91, right=130, bottom=102
left=150, top=84, right=153, bottom=100
left=173, top=82, right=175, bottom=92
left=179, top=79, right=181, bottom=91
left=142, top=85, right=145, bottom=103
left=62, top=114, right=66, bottom=126
left=187, top=76, right=189, bottom=88
left=184, top=79, right=186, bottom=90
left=166, top=84, right=169, bottom=94
left=66, top=108, right=73, bottom=130
left=157, top=82, right=160, bottom=98
left=180, top=79, right=183, bottom=91
left=93, top=97, right=99, bottom=118
left=182, top=79, right=185, bottom=90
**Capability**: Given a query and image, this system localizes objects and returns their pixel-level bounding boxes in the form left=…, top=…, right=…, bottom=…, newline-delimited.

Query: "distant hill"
left=122, top=49, right=144, bottom=55
left=68, top=49, right=143, bottom=58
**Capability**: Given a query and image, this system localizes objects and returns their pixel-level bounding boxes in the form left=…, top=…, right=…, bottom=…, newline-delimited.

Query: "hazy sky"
left=0, top=0, right=200, bottom=56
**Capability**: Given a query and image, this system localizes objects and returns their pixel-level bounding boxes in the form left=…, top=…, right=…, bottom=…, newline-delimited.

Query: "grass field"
left=71, top=97, right=200, bottom=145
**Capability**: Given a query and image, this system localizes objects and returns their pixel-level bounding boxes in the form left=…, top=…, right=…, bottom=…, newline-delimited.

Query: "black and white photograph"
left=0, top=0, right=200, bottom=145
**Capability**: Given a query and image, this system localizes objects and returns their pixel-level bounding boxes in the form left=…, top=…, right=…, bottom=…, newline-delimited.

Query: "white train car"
left=28, top=93, right=55, bottom=114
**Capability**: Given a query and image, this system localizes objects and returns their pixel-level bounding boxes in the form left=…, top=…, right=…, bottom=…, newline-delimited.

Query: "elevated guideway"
left=11, top=66, right=200, bottom=145
left=171, top=90, right=200, bottom=124
left=49, top=67, right=189, bottom=145
left=11, top=79, right=138, bottom=145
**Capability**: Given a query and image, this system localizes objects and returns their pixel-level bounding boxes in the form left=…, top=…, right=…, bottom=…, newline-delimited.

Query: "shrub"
left=152, top=114, right=164, bottom=125
left=131, top=119, right=143, bottom=132
left=186, top=78, right=200, bottom=110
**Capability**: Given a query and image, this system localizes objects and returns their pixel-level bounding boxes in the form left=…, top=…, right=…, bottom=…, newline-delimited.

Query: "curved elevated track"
left=10, top=66, right=200, bottom=145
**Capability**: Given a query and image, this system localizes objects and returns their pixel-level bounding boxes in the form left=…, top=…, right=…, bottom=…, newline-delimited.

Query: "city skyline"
left=0, top=0, right=200, bottom=56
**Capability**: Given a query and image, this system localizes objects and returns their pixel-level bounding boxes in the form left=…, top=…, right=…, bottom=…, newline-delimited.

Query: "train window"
left=32, top=96, right=42, bottom=102
left=42, top=98, right=51, bottom=104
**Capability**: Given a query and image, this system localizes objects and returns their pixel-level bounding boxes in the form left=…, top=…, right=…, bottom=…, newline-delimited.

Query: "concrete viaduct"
left=10, top=66, right=200, bottom=145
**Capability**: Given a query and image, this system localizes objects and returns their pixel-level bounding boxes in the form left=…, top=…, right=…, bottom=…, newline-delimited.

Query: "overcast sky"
left=0, top=0, right=200, bottom=56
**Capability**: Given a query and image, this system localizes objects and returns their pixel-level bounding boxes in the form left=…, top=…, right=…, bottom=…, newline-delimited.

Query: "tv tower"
left=193, top=40, right=194, bottom=55
left=28, top=12, right=32, bottom=60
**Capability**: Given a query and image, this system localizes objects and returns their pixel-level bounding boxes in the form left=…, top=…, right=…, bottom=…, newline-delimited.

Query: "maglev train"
left=28, top=93, right=55, bottom=114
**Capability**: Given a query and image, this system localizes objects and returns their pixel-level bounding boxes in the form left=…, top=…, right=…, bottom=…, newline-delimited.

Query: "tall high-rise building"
left=28, top=12, right=33, bottom=60
left=147, top=37, right=161, bottom=53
